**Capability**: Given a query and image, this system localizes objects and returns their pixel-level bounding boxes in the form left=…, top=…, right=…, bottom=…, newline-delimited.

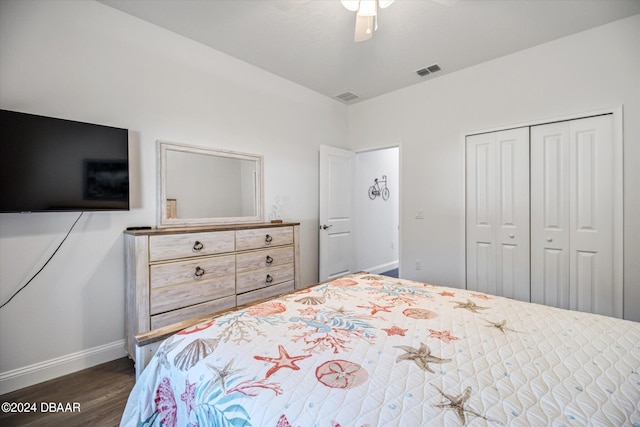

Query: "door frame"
left=318, top=143, right=402, bottom=281
left=460, top=106, right=623, bottom=315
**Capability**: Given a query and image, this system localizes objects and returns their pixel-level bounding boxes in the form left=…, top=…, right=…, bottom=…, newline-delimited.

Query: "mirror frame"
left=157, top=140, right=264, bottom=227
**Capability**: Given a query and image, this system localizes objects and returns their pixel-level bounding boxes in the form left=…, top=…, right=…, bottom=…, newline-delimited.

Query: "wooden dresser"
left=124, top=222, right=300, bottom=361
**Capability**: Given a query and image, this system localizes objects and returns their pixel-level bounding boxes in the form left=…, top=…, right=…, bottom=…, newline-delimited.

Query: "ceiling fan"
left=274, top=0, right=457, bottom=43
left=340, top=0, right=395, bottom=42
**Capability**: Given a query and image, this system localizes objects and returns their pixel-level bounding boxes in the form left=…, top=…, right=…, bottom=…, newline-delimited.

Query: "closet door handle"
left=266, top=255, right=274, bottom=265
left=265, top=234, right=273, bottom=244
left=266, top=274, right=274, bottom=284
left=194, top=266, right=205, bottom=279
left=546, top=237, right=553, bottom=242
left=509, top=233, right=515, bottom=239
left=193, top=241, right=204, bottom=252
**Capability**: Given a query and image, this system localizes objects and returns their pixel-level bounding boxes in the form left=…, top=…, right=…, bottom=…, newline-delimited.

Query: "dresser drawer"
left=237, top=281, right=294, bottom=306
left=236, top=263, right=294, bottom=294
left=150, top=255, right=235, bottom=289
left=149, top=230, right=235, bottom=262
left=235, top=226, right=293, bottom=251
left=236, top=246, right=294, bottom=273
left=150, top=275, right=235, bottom=315
left=151, top=295, right=236, bottom=330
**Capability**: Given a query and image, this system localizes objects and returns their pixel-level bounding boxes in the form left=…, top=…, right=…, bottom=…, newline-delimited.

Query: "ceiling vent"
left=416, top=64, right=442, bottom=77
left=335, top=92, right=359, bottom=102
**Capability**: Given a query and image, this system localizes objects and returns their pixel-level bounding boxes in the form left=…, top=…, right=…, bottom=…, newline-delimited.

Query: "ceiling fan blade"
left=354, top=14, right=375, bottom=42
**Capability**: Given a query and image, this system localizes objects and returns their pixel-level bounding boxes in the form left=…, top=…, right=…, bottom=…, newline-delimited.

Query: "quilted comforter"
left=121, top=273, right=640, bottom=426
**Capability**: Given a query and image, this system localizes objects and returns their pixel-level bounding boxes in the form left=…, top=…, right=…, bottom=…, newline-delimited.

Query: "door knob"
left=321, top=224, right=333, bottom=230
left=509, top=233, right=515, bottom=239
left=546, top=237, right=553, bottom=242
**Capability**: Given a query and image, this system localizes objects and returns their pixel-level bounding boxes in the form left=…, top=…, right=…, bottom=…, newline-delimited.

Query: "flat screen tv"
left=0, top=109, right=129, bottom=212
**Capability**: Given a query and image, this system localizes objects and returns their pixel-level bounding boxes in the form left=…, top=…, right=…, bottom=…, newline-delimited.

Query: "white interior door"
left=319, top=145, right=355, bottom=281
left=531, top=114, right=620, bottom=317
left=466, top=128, right=530, bottom=301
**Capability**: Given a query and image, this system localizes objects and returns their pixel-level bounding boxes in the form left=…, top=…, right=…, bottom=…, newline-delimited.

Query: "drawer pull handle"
left=266, top=255, right=274, bottom=265
left=193, top=241, right=204, bottom=252
left=265, top=234, right=273, bottom=244
left=194, top=266, right=205, bottom=279
left=266, top=274, right=273, bottom=284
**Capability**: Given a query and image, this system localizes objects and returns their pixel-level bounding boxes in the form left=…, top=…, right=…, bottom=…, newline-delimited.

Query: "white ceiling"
left=99, top=0, right=640, bottom=103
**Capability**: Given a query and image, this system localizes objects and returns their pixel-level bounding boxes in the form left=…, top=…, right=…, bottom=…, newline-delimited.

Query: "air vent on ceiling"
left=416, top=64, right=442, bottom=77
left=335, top=92, right=359, bottom=102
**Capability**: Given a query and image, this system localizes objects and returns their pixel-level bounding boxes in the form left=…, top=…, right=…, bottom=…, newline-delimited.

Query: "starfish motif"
left=206, top=360, right=242, bottom=394
left=254, top=345, right=312, bottom=378
left=357, top=301, right=394, bottom=315
left=439, top=291, right=455, bottom=297
left=394, top=342, right=451, bottom=373
left=451, top=299, right=489, bottom=313
left=484, top=319, right=518, bottom=334
left=432, top=384, right=503, bottom=425
left=331, top=306, right=349, bottom=315
left=382, top=325, right=408, bottom=336
left=155, top=338, right=182, bottom=371
left=427, top=329, right=460, bottom=343
left=471, top=293, right=491, bottom=300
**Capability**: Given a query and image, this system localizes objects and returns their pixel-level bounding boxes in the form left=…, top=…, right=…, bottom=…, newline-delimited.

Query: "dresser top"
left=124, top=221, right=300, bottom=236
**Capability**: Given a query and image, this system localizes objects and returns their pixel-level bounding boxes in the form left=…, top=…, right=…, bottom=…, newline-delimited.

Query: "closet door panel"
left=466, top=129, right=529, bottom=300
left=496, top=129, right=530, bottom=301
left=542, top=249, right=569, bottom=309
left=569, top=115, right=616, bottom=317
left=532, top=114, right=618, bottom=317
left=531, top=123, right=570, bottom=308
left=466, top=133, right=496, bottom=295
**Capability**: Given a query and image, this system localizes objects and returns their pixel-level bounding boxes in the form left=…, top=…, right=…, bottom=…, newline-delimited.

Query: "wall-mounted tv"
left=0, top=109, right=129, bottom=212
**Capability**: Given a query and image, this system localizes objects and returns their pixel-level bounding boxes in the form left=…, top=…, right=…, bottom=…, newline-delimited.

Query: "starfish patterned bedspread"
left=120, top=273, right=640, bottom=426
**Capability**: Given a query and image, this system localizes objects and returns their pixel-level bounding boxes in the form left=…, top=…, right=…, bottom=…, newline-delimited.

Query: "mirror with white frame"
left=157, top=140, right=264, bottom=227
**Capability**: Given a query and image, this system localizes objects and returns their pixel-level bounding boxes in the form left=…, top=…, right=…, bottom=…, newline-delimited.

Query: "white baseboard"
left=365, top=260, right=399, bottom=275
left=0, top=340, right=127, bottom=395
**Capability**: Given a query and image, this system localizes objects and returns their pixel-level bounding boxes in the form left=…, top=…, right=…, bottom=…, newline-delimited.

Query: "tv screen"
left=0, top=110, right=129, bottom=212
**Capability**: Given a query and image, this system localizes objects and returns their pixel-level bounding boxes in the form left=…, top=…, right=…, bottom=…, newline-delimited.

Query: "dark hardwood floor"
left=0, top=357, right=135, bottom=427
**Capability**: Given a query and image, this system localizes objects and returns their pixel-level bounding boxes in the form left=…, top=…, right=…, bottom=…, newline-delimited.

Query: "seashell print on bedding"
left=247, top=301, right=287, bottom=316
left=315, top=359, right=368, bottom=389
left=402, top=307, right=438, bottom=319
left=294, top=295, right=326, bottom=305
left=173, top=338, right=220, bottom=371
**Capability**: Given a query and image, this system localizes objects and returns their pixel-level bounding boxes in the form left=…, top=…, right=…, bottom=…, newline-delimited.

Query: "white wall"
left=0, top=0, right=346, bottom=392
left=354, top=147, right=399, bottom=274
left=347, top=14, right=640, bottom=321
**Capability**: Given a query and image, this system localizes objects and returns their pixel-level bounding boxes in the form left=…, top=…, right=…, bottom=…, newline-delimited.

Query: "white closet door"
left=531, top=114, right=620, bottom=317
left=466, top=133, right=496, bottom=295
left=466, top=128, right=530, bottom=301
left=530, top=123, right=571, bottom=309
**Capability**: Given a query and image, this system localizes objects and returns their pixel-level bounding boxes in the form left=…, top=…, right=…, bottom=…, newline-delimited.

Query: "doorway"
left=354, top=146, right=400, bottom=277
left=318, top=145, right=400, bottom=281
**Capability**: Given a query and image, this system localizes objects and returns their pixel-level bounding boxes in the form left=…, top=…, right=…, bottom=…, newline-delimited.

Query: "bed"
left=120, top=273, right=640, bottom=426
